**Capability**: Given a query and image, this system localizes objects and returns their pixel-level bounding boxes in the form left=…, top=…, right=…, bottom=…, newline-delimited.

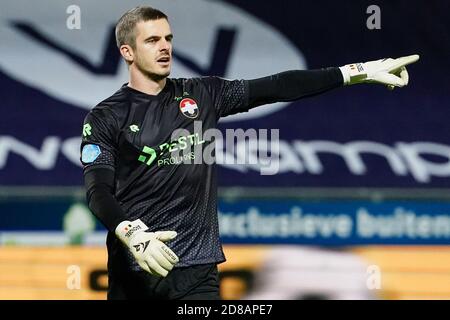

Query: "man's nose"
left=160, top=39, right=171, bottom=52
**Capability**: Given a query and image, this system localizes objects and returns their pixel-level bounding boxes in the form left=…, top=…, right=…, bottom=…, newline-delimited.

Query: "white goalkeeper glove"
left=339, top=54, right=420, bottom=90
left=115, top=219, right=179, bottom=277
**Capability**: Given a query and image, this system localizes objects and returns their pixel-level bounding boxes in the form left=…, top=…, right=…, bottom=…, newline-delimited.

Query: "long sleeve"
left=84, top=167, right=126, bottom=232
left=247, top=67, right=344, bottom=109
left=80, top=106, right=125, bottom=232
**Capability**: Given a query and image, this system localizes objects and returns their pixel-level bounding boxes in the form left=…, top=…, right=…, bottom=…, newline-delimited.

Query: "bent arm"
left=84, top=167, right=126, bottom=232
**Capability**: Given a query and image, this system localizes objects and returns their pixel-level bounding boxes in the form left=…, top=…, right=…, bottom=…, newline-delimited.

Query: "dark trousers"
left=107, top=263, right=220, bottom=300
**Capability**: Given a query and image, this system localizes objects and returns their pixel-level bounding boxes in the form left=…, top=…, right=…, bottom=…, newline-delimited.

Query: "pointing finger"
left=388, top=54, right=420, bottom=72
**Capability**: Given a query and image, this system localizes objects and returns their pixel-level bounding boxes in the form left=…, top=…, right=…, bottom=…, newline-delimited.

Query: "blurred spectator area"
left=1, top=246, right=450, bottom=299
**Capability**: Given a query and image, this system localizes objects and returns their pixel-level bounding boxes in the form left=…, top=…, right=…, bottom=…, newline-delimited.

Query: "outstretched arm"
left=247, top=68, right=343, bottom=109
left=247, top=54, right=420, bottom=109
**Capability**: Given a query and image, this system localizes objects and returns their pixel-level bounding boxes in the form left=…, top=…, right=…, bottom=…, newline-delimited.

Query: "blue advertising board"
left=2, top=195, right=450, bottom=245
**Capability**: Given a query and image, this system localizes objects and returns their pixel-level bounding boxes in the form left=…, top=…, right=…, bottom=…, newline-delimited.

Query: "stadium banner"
left=2, top=197, right=450, bottom=245
left=0, top=0, right=449, bottom=188
left=219, top=201, right=450, bottom=245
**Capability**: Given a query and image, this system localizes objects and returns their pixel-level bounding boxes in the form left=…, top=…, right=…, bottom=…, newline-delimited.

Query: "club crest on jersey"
left=179, top=98, right=199, bottom=119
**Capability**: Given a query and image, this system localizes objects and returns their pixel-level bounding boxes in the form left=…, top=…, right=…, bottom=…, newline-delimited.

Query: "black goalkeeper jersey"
left=80, top=77, right=249, bottom=269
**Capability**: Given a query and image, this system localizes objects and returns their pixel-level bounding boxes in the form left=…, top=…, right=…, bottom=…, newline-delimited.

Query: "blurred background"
left=1, top=0, right=450, bottom=299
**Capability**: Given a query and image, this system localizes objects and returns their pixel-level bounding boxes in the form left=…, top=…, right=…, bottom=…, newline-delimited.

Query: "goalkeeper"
left=80, top=6, right=419, bottom=300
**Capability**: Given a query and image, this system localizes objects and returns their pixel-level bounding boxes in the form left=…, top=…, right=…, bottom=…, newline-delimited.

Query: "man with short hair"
left=80, top=6, right=419, bottom=300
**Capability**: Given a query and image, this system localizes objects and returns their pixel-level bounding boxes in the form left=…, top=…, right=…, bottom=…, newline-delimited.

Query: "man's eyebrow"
left=144, top=35, right=160, bottom=41
left=143, top=34, right=173, bottom=41
left=144, top=33, right=173, bottom=42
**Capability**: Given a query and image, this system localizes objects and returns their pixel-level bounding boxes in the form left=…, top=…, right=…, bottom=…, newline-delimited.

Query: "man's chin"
left=151, top=67, right=170, bottom=80
left=145, top=71, right=170, bottom=81
left=160, top=69, right=171, bottom=78
left=135, top=63, right=170, bottom=80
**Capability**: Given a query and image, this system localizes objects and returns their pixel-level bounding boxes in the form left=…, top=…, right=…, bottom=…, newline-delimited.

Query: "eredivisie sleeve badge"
left=179, top=98, right=199, bottom=119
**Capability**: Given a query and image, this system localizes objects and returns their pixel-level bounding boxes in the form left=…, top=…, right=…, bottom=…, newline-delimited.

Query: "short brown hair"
left=115, top=6, right=168, bottom=49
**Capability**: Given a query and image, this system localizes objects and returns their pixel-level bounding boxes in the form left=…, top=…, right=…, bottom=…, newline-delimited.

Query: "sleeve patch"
left=82, top=144, right=101, bottom=163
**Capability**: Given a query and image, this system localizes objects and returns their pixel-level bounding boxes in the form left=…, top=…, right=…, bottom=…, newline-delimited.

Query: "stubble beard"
left=135, top=55, right=170, bottom=82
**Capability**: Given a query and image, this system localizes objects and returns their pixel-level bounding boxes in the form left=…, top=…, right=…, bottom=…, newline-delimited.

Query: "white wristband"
left=340, top=63, right=367, bottom=85
left=115, top=219, right=149, bottom=245
left=339, top=66, right=351, bottom=85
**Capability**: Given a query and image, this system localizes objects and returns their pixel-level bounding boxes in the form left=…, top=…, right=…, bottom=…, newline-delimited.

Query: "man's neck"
left=128, top=67, right=167, bottom=96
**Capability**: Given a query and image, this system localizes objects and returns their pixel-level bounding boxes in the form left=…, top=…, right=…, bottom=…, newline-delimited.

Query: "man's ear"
left=120, top=45, right=134, bottom=64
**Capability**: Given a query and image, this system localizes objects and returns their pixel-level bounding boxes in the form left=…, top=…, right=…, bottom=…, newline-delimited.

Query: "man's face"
left=132, top=18, right=173, bottom=79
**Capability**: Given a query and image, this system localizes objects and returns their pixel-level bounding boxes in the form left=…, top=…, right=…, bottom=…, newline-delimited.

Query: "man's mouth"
left=157, top=57, right=171, bottom=65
